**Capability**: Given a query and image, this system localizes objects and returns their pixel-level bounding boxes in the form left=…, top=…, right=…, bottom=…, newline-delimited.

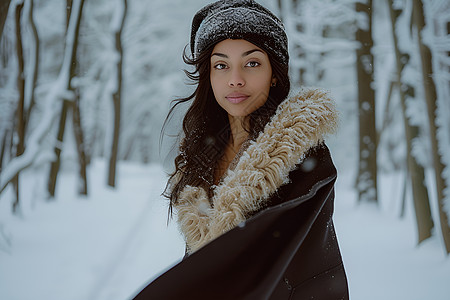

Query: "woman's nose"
left=228, top=69, right=245, bottom=87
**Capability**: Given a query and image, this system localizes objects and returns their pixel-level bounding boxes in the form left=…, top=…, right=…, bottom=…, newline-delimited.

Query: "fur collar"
left=174, top=88, right=338, bottom=253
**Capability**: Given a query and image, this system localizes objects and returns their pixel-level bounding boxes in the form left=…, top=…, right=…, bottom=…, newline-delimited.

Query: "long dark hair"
left=162, top=41, right=290, bottom=213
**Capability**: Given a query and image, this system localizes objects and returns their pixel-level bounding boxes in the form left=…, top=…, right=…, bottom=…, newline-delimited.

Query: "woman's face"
left=210, top=39, right=275, bottom=118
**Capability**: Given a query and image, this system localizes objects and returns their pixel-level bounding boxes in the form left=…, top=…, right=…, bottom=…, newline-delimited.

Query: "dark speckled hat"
left=191, top=0, right=289, bottom=67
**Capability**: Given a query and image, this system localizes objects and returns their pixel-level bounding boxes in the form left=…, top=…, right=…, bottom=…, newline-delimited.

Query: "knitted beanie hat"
left=190, top=0, right=289, bottom=67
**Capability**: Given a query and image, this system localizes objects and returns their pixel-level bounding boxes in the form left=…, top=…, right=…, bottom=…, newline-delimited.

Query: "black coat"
left=131, top=144, right=349, bottom=299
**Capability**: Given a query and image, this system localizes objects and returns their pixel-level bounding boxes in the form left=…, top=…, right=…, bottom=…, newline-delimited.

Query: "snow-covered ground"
left=0, top=160, right=449, bottom=300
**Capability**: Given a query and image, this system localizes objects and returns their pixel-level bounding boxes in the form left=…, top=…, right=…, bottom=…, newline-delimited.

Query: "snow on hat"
left=191, top=0, right=289, bottom=66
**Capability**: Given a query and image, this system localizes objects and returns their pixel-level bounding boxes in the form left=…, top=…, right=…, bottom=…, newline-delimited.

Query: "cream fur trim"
left=175, top=88, right=338, bottom=253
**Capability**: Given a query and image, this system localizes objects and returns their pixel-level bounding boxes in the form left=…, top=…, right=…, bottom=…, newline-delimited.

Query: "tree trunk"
left=12, top=2, right=25, bottom=213
left=0, top=129, right=15, bottom=195
left=67, top=0, right=88, bottom=196
left=47, top=100, right=70, bottom=197
left=0, top=0, right=85, bottom=196
left=377, top=80, right=394, bottom=144
left=24, top=0, right=39, bottom=130
left=355, top=0, right=377, bottom=203
left=72, top=89, right=88, bottom=195
left=47, top=0, right=85, bottom=197
left=276, top=0, right=283, bottom=22
left=388, top=0, right=433, bottom=244
left=413, top=0, right=450, bottom=254
left=108, top=0, right=127, bottom=187
left=0, top=130, right=8, bottom=174
left=66, top=0, right=73, bottom=29
left=0, top=0, right=11, bottom=40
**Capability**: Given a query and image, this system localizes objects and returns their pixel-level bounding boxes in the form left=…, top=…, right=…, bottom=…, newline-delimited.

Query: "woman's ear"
left=271, top=77, right=277, bottom=87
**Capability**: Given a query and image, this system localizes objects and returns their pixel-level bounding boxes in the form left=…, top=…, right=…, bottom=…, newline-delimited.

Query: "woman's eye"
left=246, top=61, right=260, bottom=67
left=214, top=63, right=227, bottom=70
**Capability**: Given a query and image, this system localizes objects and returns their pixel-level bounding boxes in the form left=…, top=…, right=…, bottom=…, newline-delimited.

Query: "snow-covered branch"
left=0, top=0, right=82, bottom=194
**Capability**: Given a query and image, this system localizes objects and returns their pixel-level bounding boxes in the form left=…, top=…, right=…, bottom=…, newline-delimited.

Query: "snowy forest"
left=0, top=0, right=449, bottom=299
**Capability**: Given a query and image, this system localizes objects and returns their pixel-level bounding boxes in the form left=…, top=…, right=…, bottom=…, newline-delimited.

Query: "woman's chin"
left=226, top=110, right=252, bottom=118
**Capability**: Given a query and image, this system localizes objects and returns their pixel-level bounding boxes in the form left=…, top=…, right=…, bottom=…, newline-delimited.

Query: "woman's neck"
left=213, top=115, right=249, bottom=185
left=227, top=115, right=249, bottom=152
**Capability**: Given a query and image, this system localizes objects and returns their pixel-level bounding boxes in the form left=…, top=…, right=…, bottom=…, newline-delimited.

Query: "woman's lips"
left=225, top=92, right=249, bottom=104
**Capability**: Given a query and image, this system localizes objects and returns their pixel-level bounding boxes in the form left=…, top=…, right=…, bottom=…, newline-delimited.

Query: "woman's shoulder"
left=267, top=143, right=336, bottom=207
left=290, top=143, right=336, bottom=186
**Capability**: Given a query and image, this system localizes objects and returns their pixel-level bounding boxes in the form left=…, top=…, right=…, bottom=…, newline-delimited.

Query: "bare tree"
left=107, top=0, right=127, bottom=187
left=72, top=89, right=88, bottom=195
left=413, top=0, right=450, bottom=254
left=8, top=0, right=40, bottom=212
left=355, top=0, right=377, bottom=203
left=67, top=0, right=88, bottom=195
left=24, top=0, right=39, bottom=129
left=387, top=0, right=433, bottom=244
left=47, top=0, right=86, bottom=197
left=0, top=0, right=11, bottom=40
left=11, top=1, right=25, bottom=212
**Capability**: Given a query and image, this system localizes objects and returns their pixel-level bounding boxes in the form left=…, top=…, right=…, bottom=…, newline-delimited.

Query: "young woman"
left=133, top=1, right=349, bottom=299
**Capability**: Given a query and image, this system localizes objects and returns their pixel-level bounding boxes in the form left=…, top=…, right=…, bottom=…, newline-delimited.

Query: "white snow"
left=0, top=160, right=449, bottom=300
left=0, top=160, right=185, bottom=300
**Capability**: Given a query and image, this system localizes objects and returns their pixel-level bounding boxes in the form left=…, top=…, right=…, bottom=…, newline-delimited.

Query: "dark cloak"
left=131, top=145, right=349, bottom=300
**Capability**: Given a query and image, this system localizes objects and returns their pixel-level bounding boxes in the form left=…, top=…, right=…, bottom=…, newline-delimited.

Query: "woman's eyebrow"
left=211, top=52, right=228, bottom=58
left=242, top=49, right=264, bottom=57
left=211, top=49, right=264, bottom=59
